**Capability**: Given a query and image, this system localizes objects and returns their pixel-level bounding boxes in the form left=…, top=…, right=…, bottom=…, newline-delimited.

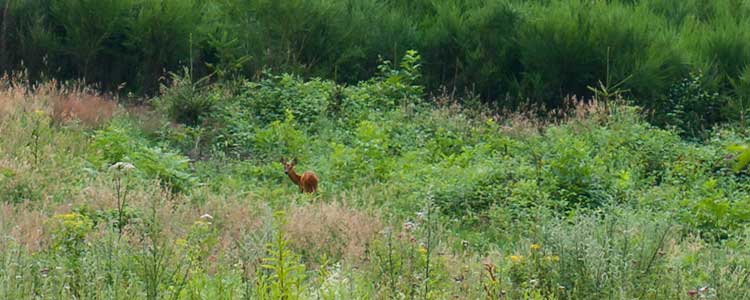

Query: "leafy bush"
left=251, top=111, right=307, bottom=161
left=661, top=72, right=723, bottom=135
left=338, top=50, right=424, bottom=124
left=131, top=146, right=196, bottom=194
left=90, top=120, right=197, bottom=193
left=154, top=69, right=216, bottom=126
left=237, top=73, right=333, bottom=126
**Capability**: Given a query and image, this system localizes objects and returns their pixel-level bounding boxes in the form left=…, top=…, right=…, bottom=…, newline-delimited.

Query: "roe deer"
left=280, top=157, right=319, bottom=193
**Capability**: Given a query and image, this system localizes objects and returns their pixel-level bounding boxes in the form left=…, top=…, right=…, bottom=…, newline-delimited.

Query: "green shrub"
left=90, top=119, right=197, bottom=193
left=541, top=130, right=610, bottom=210
left=154, top=69, right=217, bottom=126
left=238, top=73, right=333, bottom=126
left=338, top=50, right=424, bottom=124
left=131, top=146, right=197, bottom=194
left=89, top=120, right=143, bottom=166
left=662, top=72, right=723, bottom=135
left=251, top=111, right=307, bottom=161
left=433, top=161, right=515, bottom=220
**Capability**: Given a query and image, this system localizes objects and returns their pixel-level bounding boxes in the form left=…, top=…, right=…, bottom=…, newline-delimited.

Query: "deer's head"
left=279, top=157, right=298, bottom=175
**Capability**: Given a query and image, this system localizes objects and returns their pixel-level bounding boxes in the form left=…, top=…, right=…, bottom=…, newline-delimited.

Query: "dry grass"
left=490, top=95, right=614, bottom=138
left=285, top=201, right=383, bottom=263
left=0, top=202, right=49, bottom=253
left=0, top=75, right=118, bottom=127
left=51, top=93, right=117, bottom=128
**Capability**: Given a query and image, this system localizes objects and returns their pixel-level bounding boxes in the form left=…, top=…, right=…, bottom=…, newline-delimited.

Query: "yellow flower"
left=34, top=109, right=45, bottom=117
left=530, top=243, right=541, bottom=251
left=418, top=246, right=428, bottom=255
left=510, top=255, right=524, bottom=263
left=544, top=255, right=560, bottom=262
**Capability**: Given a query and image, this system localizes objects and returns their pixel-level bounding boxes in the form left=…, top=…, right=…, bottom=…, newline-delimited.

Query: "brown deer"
left=280, top=157, right=319, bottom=193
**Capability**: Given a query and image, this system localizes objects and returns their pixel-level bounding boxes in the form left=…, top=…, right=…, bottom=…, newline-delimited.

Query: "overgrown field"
left=2, top=54, right=750, bottom=299
left=3, top=0, right=750, bottom=133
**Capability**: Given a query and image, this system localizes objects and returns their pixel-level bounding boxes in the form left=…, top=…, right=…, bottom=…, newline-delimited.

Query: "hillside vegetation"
left=3, top=0, right=750, bottom=133
left=2, top=52, right=750, bottom=299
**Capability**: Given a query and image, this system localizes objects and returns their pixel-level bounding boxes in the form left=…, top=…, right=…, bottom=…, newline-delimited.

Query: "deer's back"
left=300, top=171, right=318, bottom=193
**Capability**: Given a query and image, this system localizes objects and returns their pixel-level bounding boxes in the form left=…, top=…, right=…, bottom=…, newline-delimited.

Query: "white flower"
left=200, top=213, right=213, bottom=220
left=108, top=162, right=135, bottom=173
left=403, top=221, right=417, bottom=232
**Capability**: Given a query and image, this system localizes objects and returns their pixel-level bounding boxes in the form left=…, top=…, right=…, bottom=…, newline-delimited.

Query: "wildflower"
left=403, top=221, right=417, bottom=232
left=108, top=162, right=135, bottom=173
left=461, top=240, right=469, bottom=248
left=34, top=109, right=45, bottom=117
left=510, top=255, right=524, bottom=263
left=544, top=255, right=560, bottom=262
left=530, top=243, right=541, bottom=251
left=687, top=289, right=697, bottom=297
left=418, top=246, right=428, bottom=255
left=200, top=213, right=213, bottom=220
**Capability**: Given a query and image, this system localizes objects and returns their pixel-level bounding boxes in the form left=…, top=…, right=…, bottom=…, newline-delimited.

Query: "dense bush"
left=4, top=0, right=750, bottom=131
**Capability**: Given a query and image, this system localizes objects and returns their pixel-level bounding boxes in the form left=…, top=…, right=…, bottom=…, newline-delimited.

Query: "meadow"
left=2, top=52, right=750, bottom=299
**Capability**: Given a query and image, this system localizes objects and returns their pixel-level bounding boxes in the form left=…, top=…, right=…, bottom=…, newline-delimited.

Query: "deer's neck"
left=287, top=170, right=302, bottom=186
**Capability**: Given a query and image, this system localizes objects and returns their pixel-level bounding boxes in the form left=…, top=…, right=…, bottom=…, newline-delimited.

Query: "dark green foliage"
left=3, top=0, right=750, bottom=132
left=154, top=68, right=216, bottom=127
left=419, top=1, right=521, bottom=100
left=662, top=72, right=722, bottom=135
left=517, top=1, right=686, bottom=106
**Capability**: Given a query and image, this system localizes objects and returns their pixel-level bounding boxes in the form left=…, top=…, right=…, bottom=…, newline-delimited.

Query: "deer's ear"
left=292, top=158, right=298, bottom=165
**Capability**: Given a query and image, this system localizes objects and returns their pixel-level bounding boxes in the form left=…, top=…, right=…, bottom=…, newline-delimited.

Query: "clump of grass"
left=51, top=92, right=117, bottom=128
left=284, top=202, right=383, bottom=264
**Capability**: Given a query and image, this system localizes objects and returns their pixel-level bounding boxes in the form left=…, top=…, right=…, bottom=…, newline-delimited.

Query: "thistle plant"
left=108, top=162, right=135, bottom=234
